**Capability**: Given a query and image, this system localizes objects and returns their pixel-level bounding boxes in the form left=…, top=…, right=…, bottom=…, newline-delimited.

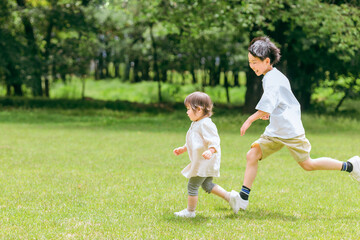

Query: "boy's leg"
left=298, top=157, right=342, bottom=171
left=286, top=135, right=359, bottom=182
left=234, top=136, right=282, bottom=212
left=230, top=144, right=263, bottom=212
left=299, top=156, right=360, bottom=184
left=243, top=144, right=262, bottom=188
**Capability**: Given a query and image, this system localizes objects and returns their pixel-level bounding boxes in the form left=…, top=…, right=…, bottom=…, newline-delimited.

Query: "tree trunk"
left=142, top=61, right=150, bottom=80
left=43, top=16, right=54, bottom=98
left=224, top=71, right=230, bottom=103
left=16, top=0, right=43, bottom=97
left=44, top=77, right=50, bottom=97
left=334, top=78, right=357, bottom=112
left=181, top=72, right=185, bottom=85
left=233, top=71, right=239, bottom=87
left=243, top=71, right=263, bottom=113
left=114, top=62, right=120, bottom=78
left=13, top=83, right=23, bottom=96
left=98, top=53, right=105, bottom=79
left=133, top=58, right=141, bottom=83
left=191, top=67, right=197, bottom=84
left=81, top=78, right=86, bottom=100
left=149, top=23, right=162, bottom=102
left=6, top=62, right=23, bottom=96
left=124, top=62, right=131, bottom=81
left=161, top=68, right=167, bottom=83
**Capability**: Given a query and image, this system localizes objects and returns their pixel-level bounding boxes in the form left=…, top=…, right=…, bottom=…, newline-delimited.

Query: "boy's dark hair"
left=184, top=91, right=213, bottom=117
left=248, top=36, right=281, bottom=65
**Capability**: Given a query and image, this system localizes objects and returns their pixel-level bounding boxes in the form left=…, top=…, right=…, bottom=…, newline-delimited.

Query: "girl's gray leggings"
left=187, top=176, right=216, bottom=196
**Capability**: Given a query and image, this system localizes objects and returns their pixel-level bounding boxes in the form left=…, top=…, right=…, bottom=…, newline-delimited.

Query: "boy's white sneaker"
left=348, top=156, right=360, bottom=183
left=239, top=196, right=249, bottom=211
left=174, top=209, right=196, bottom=218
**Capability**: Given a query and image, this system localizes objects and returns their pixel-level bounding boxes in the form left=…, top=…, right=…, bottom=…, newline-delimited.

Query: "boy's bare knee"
left=298, top=159, right=314, bottom=171
left=246, top=148, right=261, bottom=164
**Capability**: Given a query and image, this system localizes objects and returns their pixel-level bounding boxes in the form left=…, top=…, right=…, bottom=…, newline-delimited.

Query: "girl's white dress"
left=181, top=117, right=221, bottom=178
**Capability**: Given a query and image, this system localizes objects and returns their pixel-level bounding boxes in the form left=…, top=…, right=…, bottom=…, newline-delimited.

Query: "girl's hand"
left=202, top=150, right=213, bottom=160
left=173, top=147, right=186, bottom=156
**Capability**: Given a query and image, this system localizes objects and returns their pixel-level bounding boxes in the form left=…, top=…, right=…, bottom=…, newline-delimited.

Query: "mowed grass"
left=0, top=108, right=359, bottom=239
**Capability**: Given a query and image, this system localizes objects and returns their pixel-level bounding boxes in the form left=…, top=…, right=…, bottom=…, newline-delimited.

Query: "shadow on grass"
left=225, top=208, right=299, bottom=222
left=162, top=211, right=210, bottom=224
left=162, top=208, right=299, bottom=223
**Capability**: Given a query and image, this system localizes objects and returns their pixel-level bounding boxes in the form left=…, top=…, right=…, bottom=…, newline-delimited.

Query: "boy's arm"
left=240, top=110, right=269, bottom=136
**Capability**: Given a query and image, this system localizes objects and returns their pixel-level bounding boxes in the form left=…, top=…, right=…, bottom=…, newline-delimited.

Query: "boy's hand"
left=240, top=120, right=252, bottom=136
left=202, top=150, right=213, bottom=160
left=240, top=111, right=269, bottom=136
left=173, top=147, right=186, bottom=156
left=260, top=114, right=270, bottom=120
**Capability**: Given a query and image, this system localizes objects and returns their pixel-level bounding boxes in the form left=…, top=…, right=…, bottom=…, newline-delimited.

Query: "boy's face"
left=248, top=53, right=272, bottom=76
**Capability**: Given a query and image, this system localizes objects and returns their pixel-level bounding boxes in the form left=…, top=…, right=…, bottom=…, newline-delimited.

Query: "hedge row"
left=0, top=97, right=185, bottom=113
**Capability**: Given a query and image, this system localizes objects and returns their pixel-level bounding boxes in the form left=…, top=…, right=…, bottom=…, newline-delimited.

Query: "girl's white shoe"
left=229, top=190, right=241, bottom=214
left=174, top=209, right=196, bottom=218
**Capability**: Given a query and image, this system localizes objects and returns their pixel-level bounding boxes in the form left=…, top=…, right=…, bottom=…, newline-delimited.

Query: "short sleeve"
left=255, top=86, right=279, bottom=114
left=201, top=119, right=220, bottom=153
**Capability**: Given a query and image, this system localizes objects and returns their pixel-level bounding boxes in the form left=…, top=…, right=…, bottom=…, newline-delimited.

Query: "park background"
left=0, top=0, right=360, bottom=239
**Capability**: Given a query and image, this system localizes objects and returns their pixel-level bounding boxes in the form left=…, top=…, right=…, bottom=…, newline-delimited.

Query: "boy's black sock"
left=341, top=162, right=353, bottom=173
left=239, top=185, right=251, bottom=200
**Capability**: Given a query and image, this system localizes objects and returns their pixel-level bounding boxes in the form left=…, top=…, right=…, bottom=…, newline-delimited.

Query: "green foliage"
left=312, top=76, right=360, bottom=112
left=1, top=0, right=360, bottom=112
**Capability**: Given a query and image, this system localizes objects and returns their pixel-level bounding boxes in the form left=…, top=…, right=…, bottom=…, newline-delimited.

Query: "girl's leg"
left=298, top=157, right=342, bottom=171
left=187, top=195, right=198, bottom=212
left=175, top=177, right=203, bottom=217
left=186, top=177, right=205, bottom=211
left=243, top=144, right=262, bottom=188
left=211, top=185, right=230, bottom=202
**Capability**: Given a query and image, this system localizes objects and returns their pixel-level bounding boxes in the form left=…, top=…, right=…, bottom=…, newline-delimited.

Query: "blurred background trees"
left=0, top=0, right=359, bottom=112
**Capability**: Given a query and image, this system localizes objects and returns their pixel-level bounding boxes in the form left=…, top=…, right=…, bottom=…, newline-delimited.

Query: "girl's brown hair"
left=184, top=92, right=213, bottom=117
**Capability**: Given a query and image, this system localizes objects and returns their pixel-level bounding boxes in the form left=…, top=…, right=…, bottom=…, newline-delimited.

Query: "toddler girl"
left=173, top=91, right=238, bottom=218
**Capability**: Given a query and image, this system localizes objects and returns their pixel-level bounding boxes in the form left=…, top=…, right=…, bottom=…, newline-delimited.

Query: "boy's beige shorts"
left=252, top=134, right=311, bottom=163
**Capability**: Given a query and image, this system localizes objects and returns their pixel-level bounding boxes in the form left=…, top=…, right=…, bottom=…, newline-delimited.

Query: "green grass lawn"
left=0, top=108, right=359, bottom=239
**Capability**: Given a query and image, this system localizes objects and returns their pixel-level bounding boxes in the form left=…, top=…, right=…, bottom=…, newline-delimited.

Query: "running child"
left=173, top=91, right=238, bottom=217
left=231, top=36, right=360, bottom=213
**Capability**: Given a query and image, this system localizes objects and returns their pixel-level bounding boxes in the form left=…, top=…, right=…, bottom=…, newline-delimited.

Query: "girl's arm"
left=202, top=147, right=216, bottom=160
left=173, top=145, right=187, bottom=156
left=240, top=110, right=269, bottom=136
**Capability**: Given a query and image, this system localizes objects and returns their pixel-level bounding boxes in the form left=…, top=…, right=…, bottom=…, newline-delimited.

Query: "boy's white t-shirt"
left=181, top=117, right=221, bottom=178
left=255, top=67, right=305, bottom=139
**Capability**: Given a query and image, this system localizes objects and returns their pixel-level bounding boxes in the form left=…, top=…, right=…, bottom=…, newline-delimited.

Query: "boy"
left=230, top=36, right=360, bottom=213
